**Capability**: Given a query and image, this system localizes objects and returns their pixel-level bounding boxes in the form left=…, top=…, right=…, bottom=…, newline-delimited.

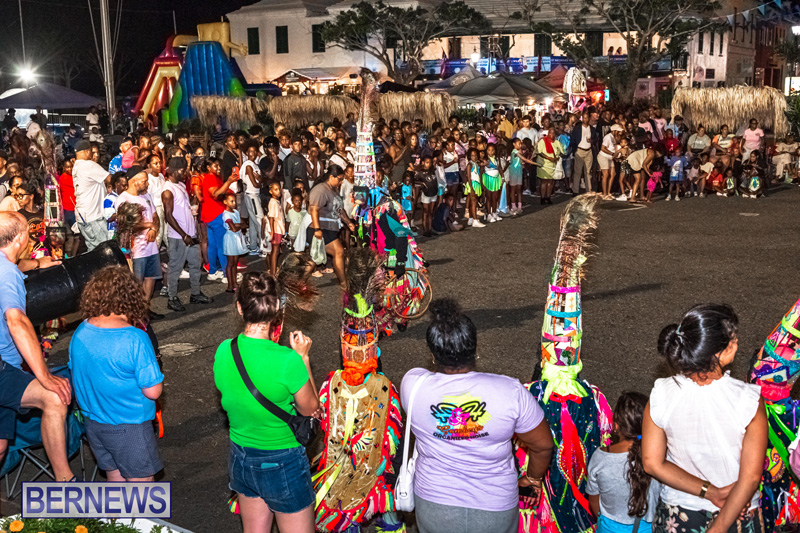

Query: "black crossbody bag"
left=230, top=337, right=319, bottom=447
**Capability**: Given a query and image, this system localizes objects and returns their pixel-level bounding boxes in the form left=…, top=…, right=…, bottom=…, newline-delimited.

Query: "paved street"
left=40, top=185, right=800, bottom=532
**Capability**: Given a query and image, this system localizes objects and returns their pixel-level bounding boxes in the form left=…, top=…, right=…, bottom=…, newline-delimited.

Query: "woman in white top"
left=240, top=141, right=265, bottom=256
left=643, top=304, right=767, bottom=533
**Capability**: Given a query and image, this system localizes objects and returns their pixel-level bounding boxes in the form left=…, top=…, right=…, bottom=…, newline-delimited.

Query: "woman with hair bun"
left=642, top=304, right=768, bottom=533
left=400, top=298, right=553, bottom=533
left=214, top=271, right=320, bottom=533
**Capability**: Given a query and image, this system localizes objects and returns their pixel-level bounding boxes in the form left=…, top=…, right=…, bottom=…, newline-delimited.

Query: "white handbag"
left=394, top=373, right=429, bottom=512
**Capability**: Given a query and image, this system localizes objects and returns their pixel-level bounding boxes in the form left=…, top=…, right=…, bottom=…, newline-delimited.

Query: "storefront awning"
left=273, top=68, right=359, bottom=84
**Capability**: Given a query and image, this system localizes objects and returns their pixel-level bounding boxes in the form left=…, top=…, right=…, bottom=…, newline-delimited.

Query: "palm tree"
left=776, top=37, right=800, bottom=77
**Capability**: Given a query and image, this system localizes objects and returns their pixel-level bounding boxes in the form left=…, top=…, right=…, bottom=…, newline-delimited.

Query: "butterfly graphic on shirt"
left=430, top=398, right=488, bottom=426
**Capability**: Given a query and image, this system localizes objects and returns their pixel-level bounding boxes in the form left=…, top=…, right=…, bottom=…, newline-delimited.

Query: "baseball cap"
left=75, top=140, right=91, bottom=152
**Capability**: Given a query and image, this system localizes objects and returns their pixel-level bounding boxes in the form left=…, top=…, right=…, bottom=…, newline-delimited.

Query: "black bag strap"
left=632, top=517, right=641, bottom=533
left=231, top=336, right=292, bottom=424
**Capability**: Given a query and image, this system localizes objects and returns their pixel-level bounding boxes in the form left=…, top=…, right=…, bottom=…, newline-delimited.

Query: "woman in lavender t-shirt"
left=400, top=299, right=553, bottom=533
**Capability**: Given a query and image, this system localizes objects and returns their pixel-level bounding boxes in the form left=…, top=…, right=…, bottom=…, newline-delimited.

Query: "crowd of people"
left=0, top=101, right=790, bottom=533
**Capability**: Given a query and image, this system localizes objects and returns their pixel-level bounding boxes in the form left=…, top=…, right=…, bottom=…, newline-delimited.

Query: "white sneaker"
left=467, top=218, right=474, bottom=226
left=221, top=273, right=244, bottom=284
left=523, top=189, right=532, bottom=196
left=716, top=192, right=724, bottom=196
left=615, top=194, right=628, bottom=202
left=675, top=196, right=680, bottom=202
left=693, top=192, right=698, bottom=197
left=742, top=193, right=750, bottom=198
left=489, top=215, right=497, bottom=223
left=180, top=270, right=190, bottom=279
left=699, top=193, right=705, bottom=198
left=665, top=196, right=671, bottom=201
left=207, top=271, right=223, bottom=281
left=472, top=220, right=486, bottom=228
left=477, top=209, right=485, bottom=217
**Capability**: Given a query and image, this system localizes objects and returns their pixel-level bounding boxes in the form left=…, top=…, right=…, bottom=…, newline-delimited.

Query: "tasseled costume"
left=516, top=193, right=613, bottom=533
left=313, top=247, right=403, bottom=532
left=750, top=296, right=800, bottom=530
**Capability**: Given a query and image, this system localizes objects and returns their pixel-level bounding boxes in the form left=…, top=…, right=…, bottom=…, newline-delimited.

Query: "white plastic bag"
left=310, top=236, right=326, bottom=265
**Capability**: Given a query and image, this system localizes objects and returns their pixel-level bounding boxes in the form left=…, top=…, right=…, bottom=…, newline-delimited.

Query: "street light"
left=18, top=65, right=36, bottom=86
left=792, top=25, right=800, bottom=35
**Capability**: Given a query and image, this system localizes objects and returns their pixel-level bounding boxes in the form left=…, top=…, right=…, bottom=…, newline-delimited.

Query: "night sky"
left=0, top=0, right=255, bottom=97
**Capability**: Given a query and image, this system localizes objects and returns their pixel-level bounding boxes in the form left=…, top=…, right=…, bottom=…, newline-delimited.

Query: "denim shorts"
left=84, top=418, right=163, bottom=479
left=132, top=253, right=163, bottom=280
left=228, top=442, right=315, bottom=514
left=0, top=362, right=34, bottom=439
left=445, top=171, right=461, bottom=186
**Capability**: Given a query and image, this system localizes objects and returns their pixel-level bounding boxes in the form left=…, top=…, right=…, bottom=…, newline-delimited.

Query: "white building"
left=226, top=0, right=789, bottom=96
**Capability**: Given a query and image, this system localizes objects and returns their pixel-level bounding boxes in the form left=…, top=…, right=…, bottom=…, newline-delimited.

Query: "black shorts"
left=0, top=362, right=35, bottom=440
left=306, top=227, right=339, bottom=246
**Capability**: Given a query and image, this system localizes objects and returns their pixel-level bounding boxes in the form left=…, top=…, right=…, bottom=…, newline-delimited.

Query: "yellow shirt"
left=497, top=119, right=513, bottom=141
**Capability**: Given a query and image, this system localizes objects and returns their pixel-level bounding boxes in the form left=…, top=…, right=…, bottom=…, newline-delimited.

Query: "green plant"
left=0, top=517, right=172, bottom=533
left=452, top=107, right=479, bottom=130
left=786, top=95, right=800, bottom=136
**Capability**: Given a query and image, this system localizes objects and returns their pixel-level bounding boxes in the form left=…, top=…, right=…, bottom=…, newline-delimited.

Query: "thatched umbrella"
left=378, top=92, right=455, bottom=129
left=191, top=95, right=270, bottom=129
left=268, top=95, right=360, bottom=130
left=671, top=86, right=789, bottom=137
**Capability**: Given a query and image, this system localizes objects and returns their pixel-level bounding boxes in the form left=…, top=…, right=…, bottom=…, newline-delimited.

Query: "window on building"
left=479, top=36, right=489, bottom=57
left=276, top=25, right=289, bottom=54
left=499, top=36, right=511, bottom=57
left=448, top=37, right=462, bottom=59
left=247, top=28, right=260, bottom=55
left=585, top=31, right=603, bottom=57
left=709, top=33, right=714, bottom=55
left=386, top=30, right=399, bottom=49
left=534, top=34, right=552, bottom=56
left=706, top=68, right=715, bottom=79
left=311, top=24, right=325, bottom=53
left=698, top=32, right=704, bottom=54
left=719, top=32, right=723, bottom=55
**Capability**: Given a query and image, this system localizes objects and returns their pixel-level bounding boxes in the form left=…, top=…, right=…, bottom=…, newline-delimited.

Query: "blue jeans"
left=206, top=213, right=227, bottom=275
left=228, top=442, right=314, bottom=514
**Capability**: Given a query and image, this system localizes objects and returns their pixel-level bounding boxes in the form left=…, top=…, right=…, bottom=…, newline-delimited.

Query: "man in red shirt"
left=58, top=158, right=79, bottom=257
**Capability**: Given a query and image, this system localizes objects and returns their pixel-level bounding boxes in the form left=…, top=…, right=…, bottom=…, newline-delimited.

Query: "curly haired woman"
left=68, top=266, right=164, bottom=481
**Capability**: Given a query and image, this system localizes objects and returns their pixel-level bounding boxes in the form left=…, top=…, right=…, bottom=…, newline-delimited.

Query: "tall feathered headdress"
left=341, top=246, right=385, bottom=386
left=276, top=252, right=320, bottom=313
left=540, top=193, right=601, bottom=401
left=354, top=69, right=380, bottom=191
left=751, top=297, right=800, bottom=402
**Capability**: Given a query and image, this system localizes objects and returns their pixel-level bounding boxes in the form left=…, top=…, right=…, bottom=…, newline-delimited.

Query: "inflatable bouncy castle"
left=134, top=22, right=247, bottom=130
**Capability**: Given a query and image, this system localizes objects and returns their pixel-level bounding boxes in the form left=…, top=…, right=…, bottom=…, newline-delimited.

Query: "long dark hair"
left=657, top=304, right=738, bottom=376
left=614, top=391, right=651, bottom=518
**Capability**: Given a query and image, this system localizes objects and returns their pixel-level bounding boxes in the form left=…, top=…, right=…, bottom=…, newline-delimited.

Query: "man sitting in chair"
left=0, top=211, right=76, bottom=481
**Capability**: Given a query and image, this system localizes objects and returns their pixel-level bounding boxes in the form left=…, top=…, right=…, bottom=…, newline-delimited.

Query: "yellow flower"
left=9, top=520, right=23, bottom=532
left=75, top=526, right=88, bottom=533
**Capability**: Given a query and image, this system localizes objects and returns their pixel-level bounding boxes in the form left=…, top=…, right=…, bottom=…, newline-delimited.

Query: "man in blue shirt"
left=0, top=212, right=75, bottom=481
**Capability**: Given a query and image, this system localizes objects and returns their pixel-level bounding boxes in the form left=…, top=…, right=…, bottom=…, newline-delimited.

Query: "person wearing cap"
left=109, top=137, right=134, bottom=175
left=73, top=140, right=111, bottom=251
left=598, top=125, right=623, bottom=200
left=283, top=136, right=308, bottom=190
left=118, top=166, right=163, bottom=320
left=162, top=157, right=211, bottom=313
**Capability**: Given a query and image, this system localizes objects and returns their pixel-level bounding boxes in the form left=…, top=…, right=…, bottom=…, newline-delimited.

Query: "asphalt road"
left=35, top=184, right=800, bottom=532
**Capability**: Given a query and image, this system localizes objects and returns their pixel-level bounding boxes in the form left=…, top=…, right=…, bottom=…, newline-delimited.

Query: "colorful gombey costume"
left=516, top=193, right=613, bottom=533
left=314, top=247, right=403, bottom=533
left=750, top=296, right=800, bottom=530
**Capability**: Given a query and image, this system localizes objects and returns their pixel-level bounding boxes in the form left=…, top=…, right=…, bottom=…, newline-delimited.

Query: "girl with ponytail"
left=642, top=304, right=768, bottom=533
left=587, top=391, right=660, bottom=532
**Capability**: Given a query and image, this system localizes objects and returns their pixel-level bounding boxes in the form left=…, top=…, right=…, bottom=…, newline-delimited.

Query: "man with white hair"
left=0, top=211, right=75, bottom=481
